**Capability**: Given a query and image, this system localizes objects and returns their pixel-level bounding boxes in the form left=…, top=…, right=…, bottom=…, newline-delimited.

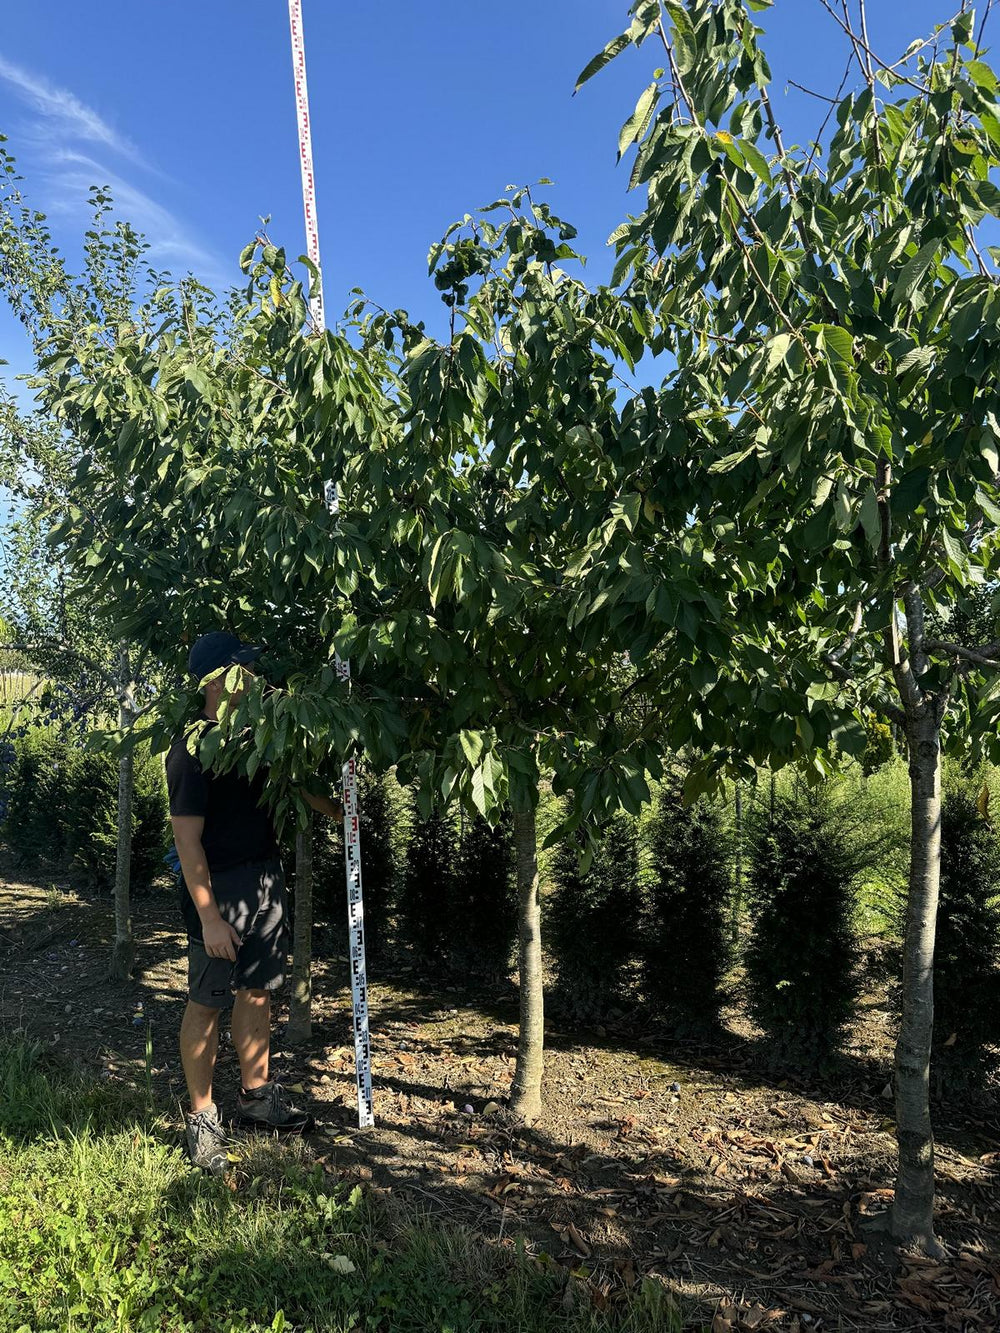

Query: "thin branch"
left=856, top=0, right=877, bottom=88
left=976, top=0, right=996, bottom=51
left=788, top=80, right=840, bottom=105
left=820, top=645, right=907, bottom=725
left=889, top=14, right=964, bottom=68
left=657, top=17, right=817, bottom=365
left=758, top=83, right=815, bottom=259
left=966, top=224, right=993, bottom=278
left=876, top=457, right=892, bottom=571
left=816, top=0, right=929, bottom=92
left=828, top=600, right=864, bottom=662
left=873, top=695, right=907, bottom=727
left=804, top=57, right=854, bottom=175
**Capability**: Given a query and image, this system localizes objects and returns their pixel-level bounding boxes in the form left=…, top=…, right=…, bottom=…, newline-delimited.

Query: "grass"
left=0, top=1040, right=685, bottom=1333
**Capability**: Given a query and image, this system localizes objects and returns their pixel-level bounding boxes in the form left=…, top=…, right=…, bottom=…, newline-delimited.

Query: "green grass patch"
left=0, top=1040, right=683, bottom=1333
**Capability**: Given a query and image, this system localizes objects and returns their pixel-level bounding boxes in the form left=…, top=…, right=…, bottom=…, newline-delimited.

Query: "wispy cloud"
left=0, top=53, right=228, bottom=285
left=0, top=51, right=144, bottom=167
left=45, top=151, right=228, bottom=281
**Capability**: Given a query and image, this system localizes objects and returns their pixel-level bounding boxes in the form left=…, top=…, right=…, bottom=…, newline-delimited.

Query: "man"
left=166, top=630, right=342, bottom=1172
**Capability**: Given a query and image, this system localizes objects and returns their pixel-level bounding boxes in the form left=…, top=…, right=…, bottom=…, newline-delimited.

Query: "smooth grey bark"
left=890, top=702, right=944, bottom=1255
left=509, top=802, right=544, bottom=1124
left=286, top=809, right=314, bottom=1043
left=731, top=786, right=744, bottom=946
left=109, top=647, right=135, bottom=982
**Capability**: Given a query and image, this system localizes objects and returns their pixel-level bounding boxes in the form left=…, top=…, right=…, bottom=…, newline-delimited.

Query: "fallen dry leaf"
left=566, top=1222, right=591, bottom=1257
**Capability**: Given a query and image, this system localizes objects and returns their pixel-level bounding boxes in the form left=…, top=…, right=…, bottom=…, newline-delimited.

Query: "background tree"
left=398, top=796, right=457, bottom=974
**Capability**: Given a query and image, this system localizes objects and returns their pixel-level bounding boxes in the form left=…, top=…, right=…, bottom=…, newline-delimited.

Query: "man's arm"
left=171, top=815, right=241, bottom=962
left=300, top=790, right=345, bottom=819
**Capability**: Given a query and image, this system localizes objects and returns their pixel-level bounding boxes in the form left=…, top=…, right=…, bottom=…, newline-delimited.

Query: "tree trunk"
left=890, top=704, right=944, bottom=1255
left=286, top=809, right=314, bottom=1043
left=109, top=741, right=135, bottom=980
left=109, top=648, right=135, bottom=982
left=509, top=802, right=544, bottom=1124
left=731, top=786, right=744, bottom=946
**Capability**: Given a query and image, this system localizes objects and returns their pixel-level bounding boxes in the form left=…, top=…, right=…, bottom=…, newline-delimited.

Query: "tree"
left=582, top=0, right=1000, bottom=1251
left=18, top=179, right=684, bottom=1125
left=1, top=387, right=154, bottom=978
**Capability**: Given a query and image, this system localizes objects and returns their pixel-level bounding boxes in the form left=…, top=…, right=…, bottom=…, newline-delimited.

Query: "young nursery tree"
left=18, top=181, right=696, bottom=1122
left=583, top=0, right=1000, bottom=1252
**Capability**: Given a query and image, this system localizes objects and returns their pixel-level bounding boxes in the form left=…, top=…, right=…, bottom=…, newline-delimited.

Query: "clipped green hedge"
left=743, top=784, right=864, bottom=1068
left=545, top=809, right=643, bottom=1023
left=933, top=791, right=1000, bottom=1090
left=0, top=725, right=168, bottom=893
left=643, top=782, right=732, bottom=1030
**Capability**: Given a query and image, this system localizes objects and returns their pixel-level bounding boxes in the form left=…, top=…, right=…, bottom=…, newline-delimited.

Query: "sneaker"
left=185, top=1103, right=230, bottom=1174
left=235, top=1079, right=315, bottom=1134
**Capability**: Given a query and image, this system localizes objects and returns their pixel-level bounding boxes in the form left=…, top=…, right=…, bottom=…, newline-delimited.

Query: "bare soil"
left=1, top=856, right=998, bottom=1333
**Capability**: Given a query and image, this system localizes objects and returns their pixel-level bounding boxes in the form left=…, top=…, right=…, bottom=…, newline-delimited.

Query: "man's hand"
left=202, top=914, right=242, bottom=962
left=300, top=790, right=344, bottom=820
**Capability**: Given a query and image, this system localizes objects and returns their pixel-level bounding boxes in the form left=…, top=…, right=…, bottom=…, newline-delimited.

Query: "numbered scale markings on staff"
left=288, top=0, right=374, bottom=1129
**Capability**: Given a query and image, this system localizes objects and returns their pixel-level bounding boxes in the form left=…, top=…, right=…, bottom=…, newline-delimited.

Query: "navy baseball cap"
left=188, top=631, right=262, bottom=683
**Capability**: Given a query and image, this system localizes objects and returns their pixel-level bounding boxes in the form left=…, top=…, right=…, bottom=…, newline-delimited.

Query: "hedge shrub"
left=1, top=725, right=168, bottom=893
left=744, top=784, right=864, bottom=1069
left=643, top=782, right=731, bottom=1030
left=396, top=795, right=458, bottom=974
left=545, top=810, right=643, bottom=1024
left=1, top=725, right=68, bottom=865
left=449, top=811, right=517, bottom=983
left=932, top=791, right=1000, bottom=1091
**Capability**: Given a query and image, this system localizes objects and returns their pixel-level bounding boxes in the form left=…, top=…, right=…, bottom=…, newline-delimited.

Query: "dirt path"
left=2, top=858, right=999, bottom=1332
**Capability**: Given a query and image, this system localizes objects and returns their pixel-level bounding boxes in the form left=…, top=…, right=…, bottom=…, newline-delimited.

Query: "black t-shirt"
left=165, top=715, right=279, bottom=874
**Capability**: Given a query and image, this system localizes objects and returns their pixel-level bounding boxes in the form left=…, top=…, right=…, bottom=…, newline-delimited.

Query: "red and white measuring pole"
left=287, top=0, right=374, bottom=1129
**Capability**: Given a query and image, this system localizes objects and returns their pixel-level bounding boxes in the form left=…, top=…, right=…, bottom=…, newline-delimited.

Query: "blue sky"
left=0, top=0, right=962, bottom=390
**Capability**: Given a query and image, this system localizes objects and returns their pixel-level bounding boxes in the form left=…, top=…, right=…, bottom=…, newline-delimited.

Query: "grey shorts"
left=186, top=858, right=289, bottom=1009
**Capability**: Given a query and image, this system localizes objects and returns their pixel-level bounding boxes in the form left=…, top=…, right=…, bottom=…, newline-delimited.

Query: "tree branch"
left=923, top=640, right=1000, bottom=669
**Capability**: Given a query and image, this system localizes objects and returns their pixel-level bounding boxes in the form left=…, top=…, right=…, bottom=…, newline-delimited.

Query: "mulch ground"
left=1, top=853, right=999, bottom=1333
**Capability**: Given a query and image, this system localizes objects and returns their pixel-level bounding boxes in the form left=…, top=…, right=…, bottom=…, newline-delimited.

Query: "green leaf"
left=892, top=241, right=939, bottom=305
left=764, top=332, right=792, bottom=374
left=739, top=139, right=771, bottom=186
left=459, top=729, right=484, bottom=767
left=896, top=346, right=934, bottom=375
left=834, top=481, right=852, bottom=532
left=941, top=525, right=965, bottom=572
left=817, top=325, right=854, bottom=366
left=618, top=83, right=658, bottom=160
left=471, top=764, right=488, bottom=817
left=859, top=485, right=880, bottom=547
left=575, top=32, right=631, bottom=92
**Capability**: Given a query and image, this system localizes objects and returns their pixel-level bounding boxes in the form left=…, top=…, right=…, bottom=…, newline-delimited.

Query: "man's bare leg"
left=179, top=1000, right=221, bottom=1113
left=231, top=988, right=271, bottom=1091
